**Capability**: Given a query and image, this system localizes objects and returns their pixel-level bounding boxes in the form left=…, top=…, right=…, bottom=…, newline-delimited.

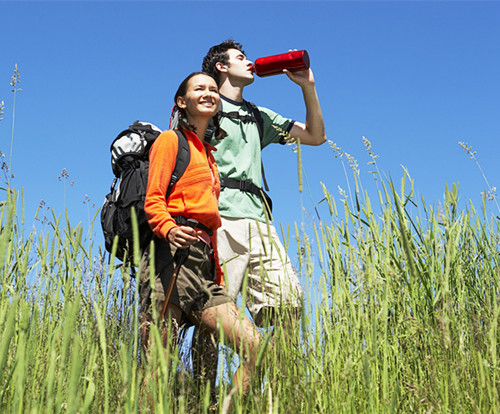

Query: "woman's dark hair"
left=174, top=71, right=226, bottom=140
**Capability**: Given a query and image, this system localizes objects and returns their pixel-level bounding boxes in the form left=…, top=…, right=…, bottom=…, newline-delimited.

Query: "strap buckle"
left=239, top=180, right=253, bottom=192
left=174, top=216, right=188, bottom=226
left=173, top=216, right=213, bottom=236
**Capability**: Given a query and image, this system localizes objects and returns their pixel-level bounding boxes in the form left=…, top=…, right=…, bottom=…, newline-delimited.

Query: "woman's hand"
left=167, top=226, right=199, bottom=249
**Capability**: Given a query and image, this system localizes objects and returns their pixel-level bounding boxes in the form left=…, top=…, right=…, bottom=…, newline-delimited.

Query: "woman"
left=140, top=72, right=260, bottom=393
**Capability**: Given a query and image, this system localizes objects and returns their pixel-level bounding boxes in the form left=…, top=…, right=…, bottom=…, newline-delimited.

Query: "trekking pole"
left=140, top=286, right=152, bottom=315
left=159, top=219, right=199, bottom=321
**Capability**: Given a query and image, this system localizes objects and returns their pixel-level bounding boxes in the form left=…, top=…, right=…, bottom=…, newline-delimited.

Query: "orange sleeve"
left=144, top=130, right=178, bottom=240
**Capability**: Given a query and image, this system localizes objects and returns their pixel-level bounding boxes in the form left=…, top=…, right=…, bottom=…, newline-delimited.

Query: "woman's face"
left=177, top=74, right=220, bottom=121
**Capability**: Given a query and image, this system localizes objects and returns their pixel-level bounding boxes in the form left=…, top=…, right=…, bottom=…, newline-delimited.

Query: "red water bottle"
left=252, top=50, right=310, bottom=77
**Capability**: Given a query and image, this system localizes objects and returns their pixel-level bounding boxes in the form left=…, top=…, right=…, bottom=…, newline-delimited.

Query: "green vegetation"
left=2, top=169, right=500, bottom=413
left=1, top=66, right=499, bottom=413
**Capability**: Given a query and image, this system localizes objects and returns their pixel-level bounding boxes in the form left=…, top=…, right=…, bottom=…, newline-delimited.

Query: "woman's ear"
left=176, top=96, right=187, bottom=109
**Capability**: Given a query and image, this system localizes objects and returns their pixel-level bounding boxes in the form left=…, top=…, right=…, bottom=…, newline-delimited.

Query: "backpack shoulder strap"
left=217, top=100, right=270, bottom=191
left=243, top=100, right=270, bottom=191
left=216, top=100, right=264, bottom=145
left=243, top=100, right=264, bottom=147
left=166, top=130, right=190, bottom=199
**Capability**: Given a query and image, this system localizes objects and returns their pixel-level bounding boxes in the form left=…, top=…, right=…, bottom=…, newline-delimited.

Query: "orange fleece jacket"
left=144, top=129, right=223, bottom=284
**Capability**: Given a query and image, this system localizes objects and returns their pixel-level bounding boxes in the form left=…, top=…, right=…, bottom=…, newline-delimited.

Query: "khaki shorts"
left=217, top=216, right=303, bottom=326
left=139, top=239, right=231, bottom=325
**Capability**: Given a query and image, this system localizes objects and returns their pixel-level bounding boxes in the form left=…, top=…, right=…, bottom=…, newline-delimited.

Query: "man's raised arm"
left=285, top=68, right=326, bottom=146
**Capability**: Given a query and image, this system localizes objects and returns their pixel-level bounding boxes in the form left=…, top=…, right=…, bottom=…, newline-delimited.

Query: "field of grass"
left=1, top=165, right=500, bottom=413
left=1, top=68, right=500, bottom=413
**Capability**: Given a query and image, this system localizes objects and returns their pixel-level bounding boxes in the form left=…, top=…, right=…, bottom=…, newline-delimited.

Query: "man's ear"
left=176, top=96, right=187, bottom=109
left=216, top=62, right=228, bottom=73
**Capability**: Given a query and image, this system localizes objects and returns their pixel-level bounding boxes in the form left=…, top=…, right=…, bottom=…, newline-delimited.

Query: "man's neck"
left=219, top=81, right=244, bottom=103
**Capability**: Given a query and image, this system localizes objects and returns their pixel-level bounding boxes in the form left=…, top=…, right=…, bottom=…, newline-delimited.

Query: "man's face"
left=223, top=48, right=254, bottom=86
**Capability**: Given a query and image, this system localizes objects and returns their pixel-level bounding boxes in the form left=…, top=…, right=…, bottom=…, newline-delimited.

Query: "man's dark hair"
left=202, top=40, right=246, bottom=86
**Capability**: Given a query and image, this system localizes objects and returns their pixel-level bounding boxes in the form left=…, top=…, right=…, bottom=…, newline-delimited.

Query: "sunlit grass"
left=1, top=65, right=499, bottom=412
left=1, top=168, right=499, bottom=412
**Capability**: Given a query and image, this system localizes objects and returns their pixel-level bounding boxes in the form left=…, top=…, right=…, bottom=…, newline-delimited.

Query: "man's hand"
left=283, top=49, right=315, bottom=88
left=283, top=67, right=315, bottom=88
left=168, top=226, right=199, bottom=249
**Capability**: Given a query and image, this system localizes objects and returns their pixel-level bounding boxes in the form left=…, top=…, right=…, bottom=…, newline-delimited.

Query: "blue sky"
left=1, top=1, right=499, bottom=250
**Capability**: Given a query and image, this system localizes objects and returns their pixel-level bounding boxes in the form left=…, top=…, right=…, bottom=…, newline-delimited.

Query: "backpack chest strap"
left=220, top=176, right=273, bottom=214
left=220, top=176, right=262, bottom=196
left=220, top=111, right=256, bottom=124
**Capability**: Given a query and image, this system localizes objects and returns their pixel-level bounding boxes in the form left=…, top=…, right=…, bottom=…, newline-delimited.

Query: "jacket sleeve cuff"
left=159, top=219, right=177, bottom=240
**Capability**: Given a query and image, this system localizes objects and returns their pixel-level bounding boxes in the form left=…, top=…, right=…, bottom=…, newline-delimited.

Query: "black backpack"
left=101, top=121, right=190, bottom=263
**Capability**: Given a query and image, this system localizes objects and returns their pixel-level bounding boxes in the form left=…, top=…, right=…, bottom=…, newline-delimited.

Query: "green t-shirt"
left=209, top=95, right=294, bottom=222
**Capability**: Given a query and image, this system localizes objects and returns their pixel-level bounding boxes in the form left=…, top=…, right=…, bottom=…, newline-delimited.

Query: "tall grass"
left=1, top=69, right=500, bottom=412
left=1, top=166, right=499, bottom=412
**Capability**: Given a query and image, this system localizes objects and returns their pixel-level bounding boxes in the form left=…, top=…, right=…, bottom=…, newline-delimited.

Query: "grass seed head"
left=328, top=140, right=344, bottom=159
left=10, top=64, right=22, bottom=93
left=458, top=141, right=476, bottom=158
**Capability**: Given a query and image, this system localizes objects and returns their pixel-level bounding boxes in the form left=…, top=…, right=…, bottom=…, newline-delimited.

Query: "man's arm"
left=284, top=68, right=326, bottom=146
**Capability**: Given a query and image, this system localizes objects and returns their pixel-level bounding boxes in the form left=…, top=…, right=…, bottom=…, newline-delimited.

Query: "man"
left=202, top=40, right=326, bottom=323
left=193, top=39, right=326, bottom=396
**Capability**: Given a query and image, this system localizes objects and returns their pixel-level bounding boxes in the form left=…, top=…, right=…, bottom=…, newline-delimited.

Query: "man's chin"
left=244, top=76, right=255, bottom=86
